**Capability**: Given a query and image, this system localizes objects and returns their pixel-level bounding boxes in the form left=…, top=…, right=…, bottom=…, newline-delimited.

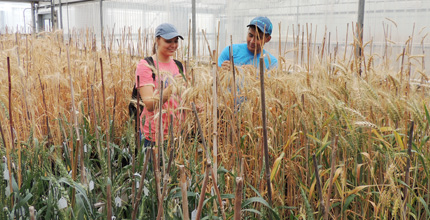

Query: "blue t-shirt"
left=218, top=43, right=278, bottom=70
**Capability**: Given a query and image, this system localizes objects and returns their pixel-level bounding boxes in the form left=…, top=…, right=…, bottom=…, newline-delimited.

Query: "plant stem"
left=313, top=153, right=326, bottom=218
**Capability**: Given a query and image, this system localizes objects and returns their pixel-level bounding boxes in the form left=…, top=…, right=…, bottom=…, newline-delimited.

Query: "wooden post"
left=180, top=165, right=190, bottom=220
left=192, top=0, right=196, bottom=57
left=234, top=177, right=244, bottom=220
left=356, top=0, right=365, bottom=58
left=259, top=57, right=273, bottom=209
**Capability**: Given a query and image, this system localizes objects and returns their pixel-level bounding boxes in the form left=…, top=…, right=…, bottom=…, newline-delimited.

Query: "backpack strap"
left=173, top=59, right=184, bottom=74
left=173, top=59, right=187, bottom=83
left=145, top=57, right=183, bottom=81
left=144, top=56, right=156, bottom=82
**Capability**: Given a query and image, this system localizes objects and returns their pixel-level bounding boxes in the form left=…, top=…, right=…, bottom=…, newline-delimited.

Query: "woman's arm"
left=138, top=85, right=172, bottom=112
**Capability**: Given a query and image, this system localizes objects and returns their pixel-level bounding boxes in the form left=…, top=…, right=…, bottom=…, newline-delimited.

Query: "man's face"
left=246, top=27, right=271, bottom=54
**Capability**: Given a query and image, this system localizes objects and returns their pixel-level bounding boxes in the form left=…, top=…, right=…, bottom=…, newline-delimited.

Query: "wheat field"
left=0, top=26, right=429, bottom=219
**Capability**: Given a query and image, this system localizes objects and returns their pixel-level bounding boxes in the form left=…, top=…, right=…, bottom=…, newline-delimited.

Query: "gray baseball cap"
left=155, top=23, right=184, bottom=40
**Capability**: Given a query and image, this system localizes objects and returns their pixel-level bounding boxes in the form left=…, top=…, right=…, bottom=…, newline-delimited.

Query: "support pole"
left=100, top=0, right=104, bottom=47
left=59, top=0, right=63, bottom=29
left=50, top=0, right=55, bottom=31
left=356, top=0, right=365, bottom=57
left=31, top=2, right=36, bottom=33
left=192, top=0, right=196, bottom=58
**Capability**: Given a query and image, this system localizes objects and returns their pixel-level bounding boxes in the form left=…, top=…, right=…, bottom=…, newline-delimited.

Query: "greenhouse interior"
left=1, top=0, right=430, bottom=219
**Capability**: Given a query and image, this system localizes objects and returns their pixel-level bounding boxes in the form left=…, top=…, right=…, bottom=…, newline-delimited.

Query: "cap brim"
left=247, top=24, right=267, bottom=34
left=160, top=32, right=184, bottom=40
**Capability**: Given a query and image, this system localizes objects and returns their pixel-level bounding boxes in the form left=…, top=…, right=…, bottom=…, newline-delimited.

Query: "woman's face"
left=157, top=37, right=179, bottom=57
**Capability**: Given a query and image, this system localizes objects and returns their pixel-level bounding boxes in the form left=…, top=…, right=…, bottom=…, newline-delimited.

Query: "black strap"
left=144, top=57, right=183, bottom=82
left=144, top=57, right=156, bottom=81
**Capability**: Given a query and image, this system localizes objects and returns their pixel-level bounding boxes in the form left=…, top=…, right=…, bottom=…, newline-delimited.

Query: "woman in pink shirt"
left=135, top=23, right=185, bottom=147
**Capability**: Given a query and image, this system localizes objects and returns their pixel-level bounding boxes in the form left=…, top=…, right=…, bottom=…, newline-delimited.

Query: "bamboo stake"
left=131, top=138, right=150, bottom=220
left=29, top=206, right=35, bottom=220
left=196, top=161, right=211, bottom=220
left=400, top=47, right=406, bottom=96
left=284, top=25, right=289, bottom=58
left=216, top=21, right=220, bottom=67
left=191, top=102, right=225, bottom=218
left=321, top=26, right=327, bottom=62
left=292, top=25, right=296, bottom=68
left=100, top=58, right=112, bottom=219
left=259, top=57, right=273, bottom=209
left=313, top=154, right=326, bottom=218
left=5, top=57, right=14, bottom=206
left=301, top=31, right=304, bottom=66
left=344, top=23, right=349, bottom=61
left=324, top=135, right=338, bottom=220
left=153, top=150, right=163, bottom=215
left=67, top=46, right=85, bottom=188
left=234, top=177, right=244, bottom=220
left=90, top=85, right=102, bottom=159
left=278, top=22, right=282, bottom=72
left=37, top=74, right=52, bottom=145
left=192, top=102, right=209, bottom=160
left=188, top=19, right=191, bottom=64
left=211, top=63, right=218, bottom=184
left=230, top=36, right=240, bottom=167
left=154, top=45, right=166, bottom=176
left=211, top=166, right=227, bottom=219
left=403, top=121, right=414, bottom=217
left=156, top=149, right=175, bottom=220
left=202, top=29, right=213, bottom=62
left=306, top=23, right=310, bottom=72
left=131, top=76, right=140, bottom=213
left=179, top=165, right=190, bottom=220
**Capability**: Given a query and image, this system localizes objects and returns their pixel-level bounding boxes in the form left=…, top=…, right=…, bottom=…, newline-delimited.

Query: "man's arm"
left=218, top=46, right=230, bottom=68
left=267, top=53, right=278, bottom=70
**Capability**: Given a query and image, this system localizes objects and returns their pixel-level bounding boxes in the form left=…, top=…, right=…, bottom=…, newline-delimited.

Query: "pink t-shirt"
left=135, top=58, right=183, bottom=142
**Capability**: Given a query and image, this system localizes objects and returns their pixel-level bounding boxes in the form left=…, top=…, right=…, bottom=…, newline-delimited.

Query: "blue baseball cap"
left=247, top=16, right=273, bottom=35
left=155, top=23, right=184, bottom=40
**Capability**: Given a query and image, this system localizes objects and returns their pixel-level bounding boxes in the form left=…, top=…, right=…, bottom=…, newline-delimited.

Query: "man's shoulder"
left=233, top=43, right=248, bottom=50
left=264, top=50, right=278, bottom=62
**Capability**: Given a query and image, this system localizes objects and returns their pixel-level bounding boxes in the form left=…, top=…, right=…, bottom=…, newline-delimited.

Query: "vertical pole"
left=192, top=0, right=196, bottom=58
left=31, top=2, right=36, bottom=33
left=100, top=0, right=104, bottom=47
left=259, top=57, right=273, bottom=215
left=50, top=0, right=54, bottom=31
left=356, top=0, right=365, bottom=57
left=296, top=0, right=299, bottom=24
left=59, top=0, right=63, bottom=29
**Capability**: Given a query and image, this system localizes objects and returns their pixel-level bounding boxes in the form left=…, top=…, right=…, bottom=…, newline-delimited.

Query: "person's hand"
left=221, top=60, right=232, bottom=71
left=162, top=85, right=173, bottom=103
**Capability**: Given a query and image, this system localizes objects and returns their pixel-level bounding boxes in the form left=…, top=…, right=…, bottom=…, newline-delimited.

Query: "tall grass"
left=0, top=23, right=429, bottom=219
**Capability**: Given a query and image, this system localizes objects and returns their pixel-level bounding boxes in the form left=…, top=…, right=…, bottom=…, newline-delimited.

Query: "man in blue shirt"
left=218, top=16, right=278, bottom=71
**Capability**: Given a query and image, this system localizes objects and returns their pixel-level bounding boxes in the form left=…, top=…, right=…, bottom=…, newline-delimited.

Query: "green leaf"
left=299, top=186, right=314, bottom=220
left=396, top=179, right=412, bottom=191
left=424, top=103, right=430, bottom=124
left=242, top=197, right=271, bottom=209
left=241, top=208, right=262, bottom=216
left=343, top=194, right=357, bottom=212
left=417, top=197, right=430, bottom=217
left=16, top=191, right=32, bottom=208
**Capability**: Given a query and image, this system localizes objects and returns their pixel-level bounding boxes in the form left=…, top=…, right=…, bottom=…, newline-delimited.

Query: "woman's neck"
left=155, top=53, right=171, bottom=63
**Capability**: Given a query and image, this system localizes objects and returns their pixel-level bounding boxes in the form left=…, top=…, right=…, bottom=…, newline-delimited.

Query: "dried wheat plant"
left=1, top=26, right=429, bottom=219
